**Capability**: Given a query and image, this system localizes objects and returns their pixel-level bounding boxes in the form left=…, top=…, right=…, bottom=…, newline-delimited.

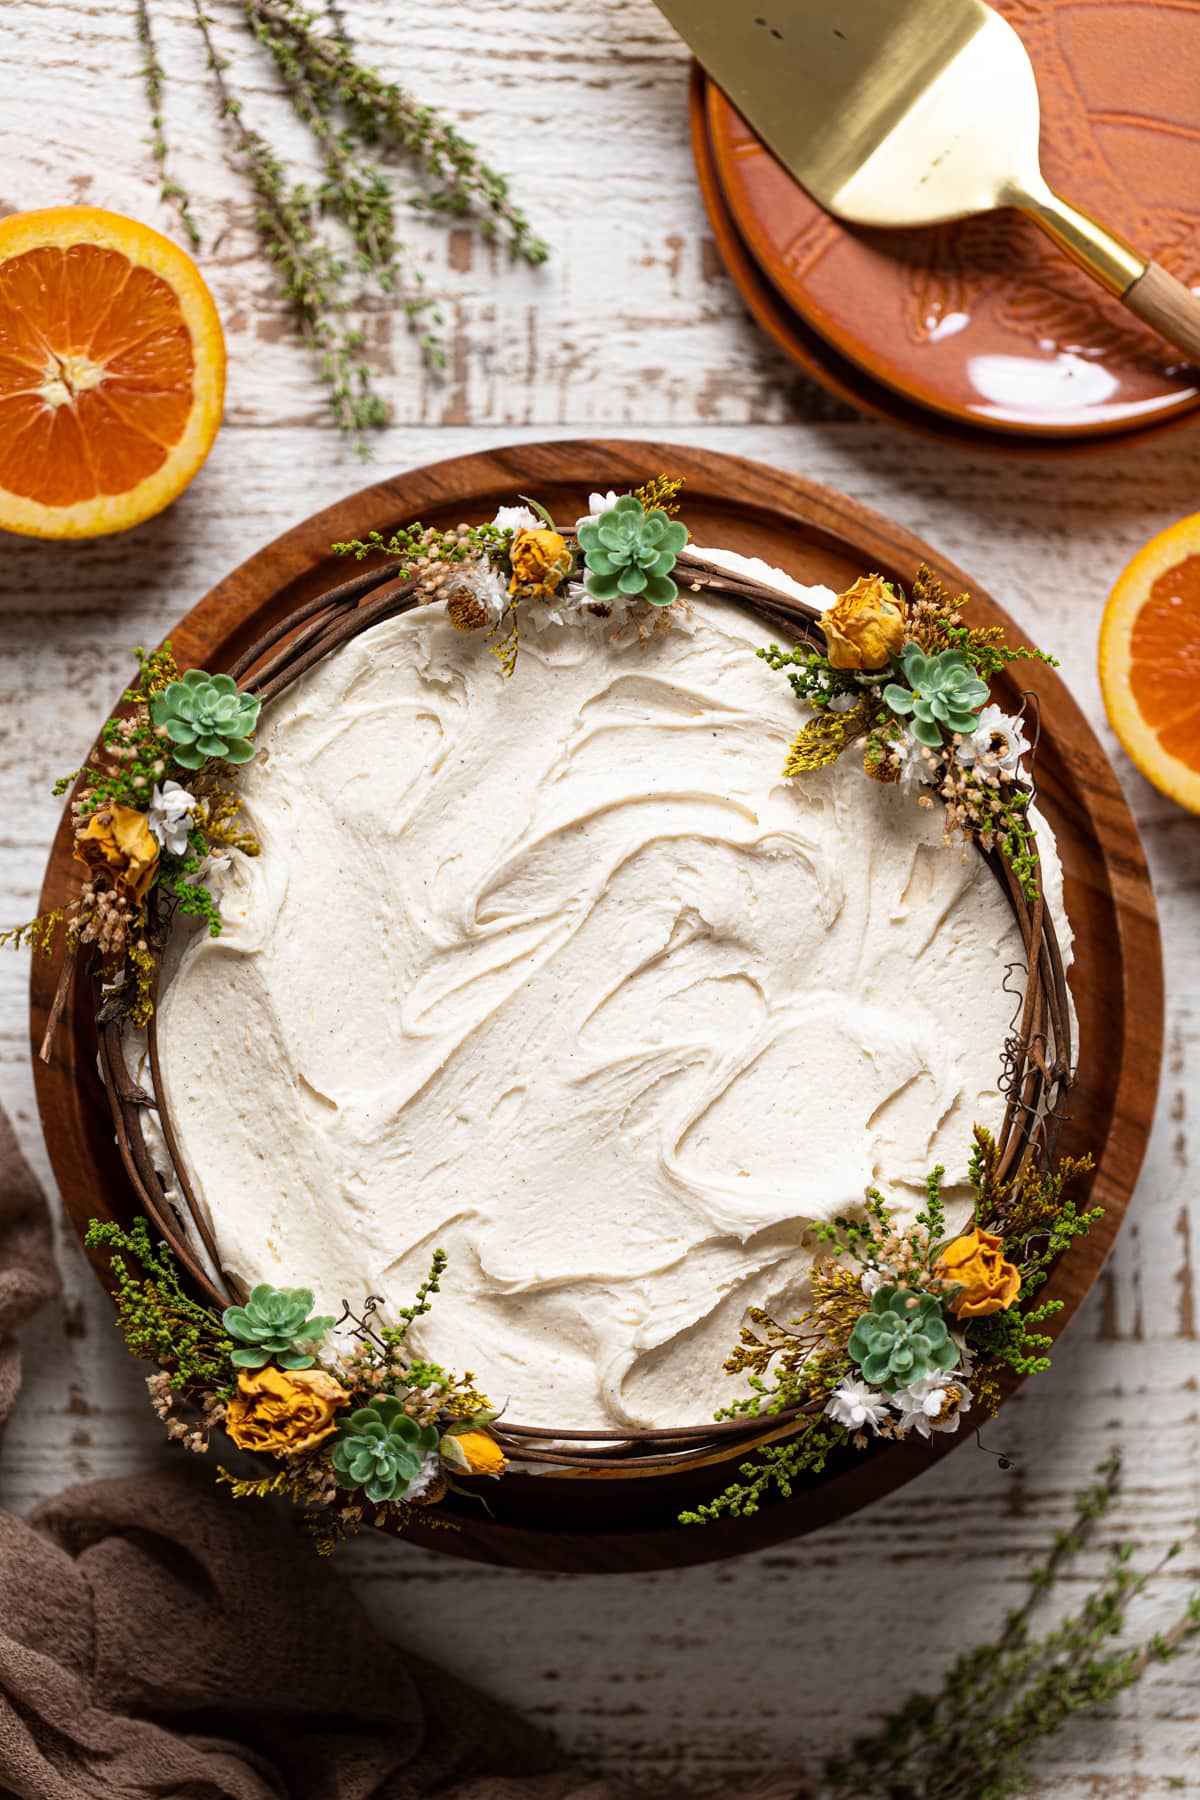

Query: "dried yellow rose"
left=224, top=1364, right=348, bottom=1457
left=509, top=526, right=570, bottom=597
left=443, top=1428, right=507, bottom=1477
left=936, top=1227, right=1021, bottom=1319
left=819, top=574, right=906, bottom=671
left=74, top=805, right=159, bottom=902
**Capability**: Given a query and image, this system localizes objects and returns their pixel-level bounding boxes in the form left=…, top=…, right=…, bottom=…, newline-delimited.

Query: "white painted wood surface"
left=1, top=2, right=1199, bottom=1792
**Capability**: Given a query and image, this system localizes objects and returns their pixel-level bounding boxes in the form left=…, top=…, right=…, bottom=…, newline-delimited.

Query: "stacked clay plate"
left=691, top=0, right=1200, bottom=449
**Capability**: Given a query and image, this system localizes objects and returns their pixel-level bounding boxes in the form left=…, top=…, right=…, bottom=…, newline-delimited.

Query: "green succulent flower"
left=577, top=493, right=689, bottom=607
left=331, top=1396, right=440, bottom=1503
left=883, top=645, right=989, bottom=748
left=151, top=669, right=262, bottom=770
left=847, top=1287, right=960, bottom=1393
left=222, top=1285, right=335, bottom=1370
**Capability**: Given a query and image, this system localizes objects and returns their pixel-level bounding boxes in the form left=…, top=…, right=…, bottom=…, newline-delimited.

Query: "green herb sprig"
left=337, top=1249, right=491, bottom=1423
left=139, top=0, right=548, bottom=450
left=823, top=1455, right=1200, bottom=1799
left=679, top=1416, right=847, bottom=1524
left=85, top=1217, right=236, bottom=1394
left=332, top=518, right=511, bottom=573
left=135, top=0, right=202, bottom=249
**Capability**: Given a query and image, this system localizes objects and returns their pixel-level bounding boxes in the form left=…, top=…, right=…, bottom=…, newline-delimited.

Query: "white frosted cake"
left=149, top=541, right=1072, bottom=1434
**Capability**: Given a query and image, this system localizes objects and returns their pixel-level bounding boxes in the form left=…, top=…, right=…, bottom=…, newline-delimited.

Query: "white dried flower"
left=405, top=1448, right=444, bottom=1504
left=147, top=780, right=197, bottom=856
left=491, top=504, right=540, bottom=534
left=573, top=489, right=620, bottom=532
left=890, top=730, right=930, bottom=791
left=956, top=703, right=1032, bottom=780
left=860, top=1265, right=886, bottom=1299
left=825, top=1376, right=891, bottom=1434
left=540, top=577, right=624, bottom=629
left=890, top=1373, right=972, bottom=1439
left=445, top=559, right=508, bottom=627
left=184, top=850, right=232, bottom=894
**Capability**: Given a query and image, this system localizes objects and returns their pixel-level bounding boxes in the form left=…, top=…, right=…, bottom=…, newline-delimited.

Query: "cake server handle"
left=1007, top=176, right=1200, bottom=367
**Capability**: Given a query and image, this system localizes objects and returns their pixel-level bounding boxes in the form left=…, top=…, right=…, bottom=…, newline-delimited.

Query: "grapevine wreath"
left=13, top=477, right=1094, bottom=1546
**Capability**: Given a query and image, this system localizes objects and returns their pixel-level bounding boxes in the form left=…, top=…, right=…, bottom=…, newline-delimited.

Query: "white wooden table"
left=2, top=3, right=1199, bottom=1792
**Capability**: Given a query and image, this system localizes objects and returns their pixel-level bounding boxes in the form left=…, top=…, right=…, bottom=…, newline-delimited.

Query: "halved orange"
left=0, top=206, right=225, bottom=538
left=1099, top=513, right=1200, bottom=814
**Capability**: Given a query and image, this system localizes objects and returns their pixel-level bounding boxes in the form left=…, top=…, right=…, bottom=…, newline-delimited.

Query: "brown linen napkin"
left=0, top=1107, right=58, bottom=1430
left=0, top=1107, right=809, bottom=1800
left=0, top=1108, right=601, bottom=1799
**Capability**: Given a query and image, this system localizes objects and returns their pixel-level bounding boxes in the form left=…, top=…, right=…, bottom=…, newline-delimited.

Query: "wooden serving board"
left=30, top=439, right=1163, bottom=1572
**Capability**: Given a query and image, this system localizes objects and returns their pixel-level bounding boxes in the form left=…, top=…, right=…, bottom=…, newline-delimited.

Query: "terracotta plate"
left=706, top=0, right=1200, bottom=438
left=689, top=70, right=1126, bottom=454
left=32, top=441, right=1162, bottom=1570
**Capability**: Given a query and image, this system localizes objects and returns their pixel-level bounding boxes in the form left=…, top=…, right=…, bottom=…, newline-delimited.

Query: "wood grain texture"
left=2, top=0, right=1200, bottom=1788
left=1125, top=262, right=1200, bottom=369
left=30, top=438, right=1161, bottom=1569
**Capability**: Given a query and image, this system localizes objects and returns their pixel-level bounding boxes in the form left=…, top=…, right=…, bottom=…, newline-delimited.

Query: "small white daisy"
left=825, top=1376, right=891, bottom=1434
left=146, top=780, right=197, bottom=856
left=491, top=503, right=541, bottom=534
left=956, top=703, right=1032, bottom=780
left=890, top=1373, right=972, bottom=1439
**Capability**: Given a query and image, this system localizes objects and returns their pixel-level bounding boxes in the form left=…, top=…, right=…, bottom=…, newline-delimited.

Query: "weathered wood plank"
left=1, top=0, right=1199, bottom=1786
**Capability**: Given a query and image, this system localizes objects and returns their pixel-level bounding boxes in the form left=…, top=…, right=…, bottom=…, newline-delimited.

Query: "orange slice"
left=0, top=206, right=225, bottom=538
left=1099, top=513, right=1200, bottom=813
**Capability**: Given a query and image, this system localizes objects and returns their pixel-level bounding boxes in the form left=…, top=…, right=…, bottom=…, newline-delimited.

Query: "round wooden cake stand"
left=32, top=440, right=1163, bottom=1572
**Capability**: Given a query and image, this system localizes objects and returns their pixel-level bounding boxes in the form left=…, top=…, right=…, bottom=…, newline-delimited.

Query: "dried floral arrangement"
left=3, top=648, right=260, bottom=1054
left=82, top=1219, right=504, bottom=1550
left=762, top=568, right=1057, bottom=902
left=136, top=0, right=548, bottom=446
left=17, top=479, right=1098, bottom=1538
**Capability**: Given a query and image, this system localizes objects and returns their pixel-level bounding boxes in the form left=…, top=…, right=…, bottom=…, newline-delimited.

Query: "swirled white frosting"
left=155, top=555, right=1072, bottom=1431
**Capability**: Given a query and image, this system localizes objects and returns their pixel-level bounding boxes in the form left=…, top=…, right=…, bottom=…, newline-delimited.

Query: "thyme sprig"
left=249, top=0, right=549, bottom=263
left=135, top=0, right=202, bottom=249
left=248, top=8, right=397, bottom=286
left=192, top=0, right=386, bottom=446
left=679, top=1416, right=847, bottom=1524
left=824, top=1455, right=1200, bottom=1799
left=140, top=0, right=548, bottom=448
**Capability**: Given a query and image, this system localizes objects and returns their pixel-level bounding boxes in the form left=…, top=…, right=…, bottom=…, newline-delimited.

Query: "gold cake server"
left=655, top=0, right=1200, bottom=365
